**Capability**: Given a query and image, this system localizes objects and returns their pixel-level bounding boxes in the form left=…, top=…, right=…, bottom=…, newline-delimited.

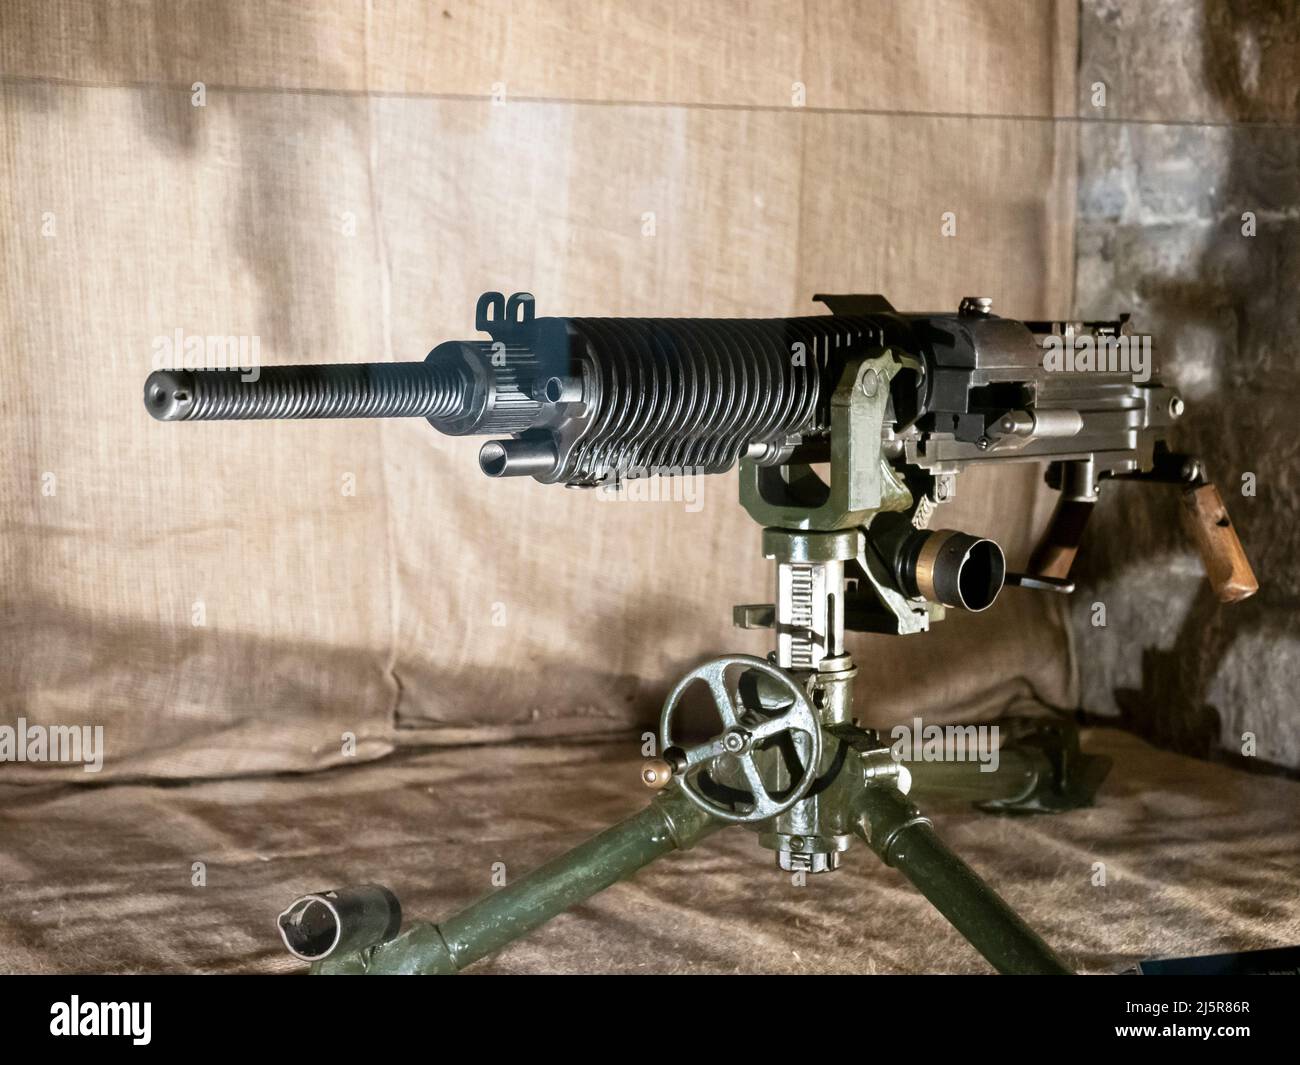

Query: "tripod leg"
left=904, top=716, right=1111, bottom=814
left=853, top=782, right=1072, bottom=975
left=314, top=788, right=724, bottom=974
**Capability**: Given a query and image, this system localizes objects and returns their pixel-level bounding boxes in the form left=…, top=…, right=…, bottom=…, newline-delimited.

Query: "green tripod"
left=276, top=352, right=1105, bottom=975
left=278, top=527, right=1101, bottom=975
left=141, top=294, right=1245, bottom=974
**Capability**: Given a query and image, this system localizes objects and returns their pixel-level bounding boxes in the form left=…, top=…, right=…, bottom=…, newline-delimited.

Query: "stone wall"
left=1075, top=0, right=1300, bottom=770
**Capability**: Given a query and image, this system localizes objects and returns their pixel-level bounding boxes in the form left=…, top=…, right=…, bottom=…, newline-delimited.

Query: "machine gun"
left=145, top=291, right=1257, bottom=974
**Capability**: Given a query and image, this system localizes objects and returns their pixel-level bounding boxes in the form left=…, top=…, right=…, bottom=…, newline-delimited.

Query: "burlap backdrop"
left=0, top=1, right=1078, bottom=781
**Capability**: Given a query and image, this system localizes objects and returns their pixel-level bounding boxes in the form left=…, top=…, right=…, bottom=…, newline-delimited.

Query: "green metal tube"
left=315, top=788, right=723, bottom=975
left=853, top=784, right=1072, bottom=975
left=904, top=749, right=1041, bottom=804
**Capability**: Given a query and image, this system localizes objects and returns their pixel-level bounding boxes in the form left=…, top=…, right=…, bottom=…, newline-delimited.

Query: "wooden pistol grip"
left=1180, top=483, right=1259, bottom=603
left=1028, top=497, right=1096, bottom=580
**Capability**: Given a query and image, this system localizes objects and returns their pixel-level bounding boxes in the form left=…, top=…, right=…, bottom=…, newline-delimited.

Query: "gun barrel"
left=141, top=291, right=1174, bottom=490
left=141, top=302, right=884, bottom=484
left=144, top=362, right=468, bottom=422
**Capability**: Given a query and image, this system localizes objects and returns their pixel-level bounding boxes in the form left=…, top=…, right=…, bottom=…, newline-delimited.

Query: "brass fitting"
left=908, top=528, right=1006, bottom=612
left=640, top=758, right=674, bottom=789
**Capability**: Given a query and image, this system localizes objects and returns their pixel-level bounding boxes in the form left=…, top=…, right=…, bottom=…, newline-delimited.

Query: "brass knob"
left=640, top=758, right=674, bottom=790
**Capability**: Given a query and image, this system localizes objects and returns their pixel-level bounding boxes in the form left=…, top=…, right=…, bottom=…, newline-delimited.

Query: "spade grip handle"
left=1180, top=483, right=1259, bottom=604
left=1027, top=497, right=1095, bottom=581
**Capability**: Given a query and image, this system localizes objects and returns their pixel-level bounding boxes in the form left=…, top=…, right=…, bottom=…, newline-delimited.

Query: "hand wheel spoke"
left=678, top=737, right=728, bottom=770
left=737, top=755, right=771, bottom=808
left=749, top=713, right=806, bottom=743
left=705, top=673, right=741, bottom=728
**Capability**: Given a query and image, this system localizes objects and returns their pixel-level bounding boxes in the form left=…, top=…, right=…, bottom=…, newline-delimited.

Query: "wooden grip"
left=1028, top=497, right=1096, bottom=580
left=1180, top=483, right=1259, bottom=603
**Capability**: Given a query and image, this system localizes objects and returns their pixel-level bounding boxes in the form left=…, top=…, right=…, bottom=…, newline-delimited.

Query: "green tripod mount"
left=142, top=291, right=1250, bottom=973
left=276, top=350, right=1102, bottom=975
